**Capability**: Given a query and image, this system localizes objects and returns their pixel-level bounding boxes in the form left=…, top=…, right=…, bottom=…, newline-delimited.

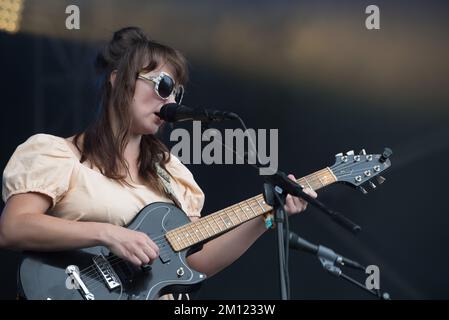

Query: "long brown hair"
left=74, top=27, right=188, bottom=195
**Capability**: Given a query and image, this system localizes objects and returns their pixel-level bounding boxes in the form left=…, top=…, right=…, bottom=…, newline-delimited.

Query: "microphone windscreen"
left=157, top=103, right=179, bottom=122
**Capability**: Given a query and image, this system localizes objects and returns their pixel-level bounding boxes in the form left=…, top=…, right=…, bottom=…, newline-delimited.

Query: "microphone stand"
left=262, top=182, right=290, bottom=300
left=290, top=232, right=391, bottom=300
left=260, top=171, right=359, bottom=300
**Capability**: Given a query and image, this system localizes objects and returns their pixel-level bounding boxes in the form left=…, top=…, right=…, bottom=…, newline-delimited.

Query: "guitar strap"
left=155, top=162, right=194, bottom=301
left=155, top=162, right=183, bottom=210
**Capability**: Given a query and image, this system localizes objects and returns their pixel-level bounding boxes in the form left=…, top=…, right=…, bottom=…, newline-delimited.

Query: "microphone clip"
left=317, top=246, right=344, bottom=276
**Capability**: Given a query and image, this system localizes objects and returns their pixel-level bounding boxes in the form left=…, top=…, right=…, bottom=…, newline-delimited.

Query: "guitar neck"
left=166, top=167, right=337, bottom=251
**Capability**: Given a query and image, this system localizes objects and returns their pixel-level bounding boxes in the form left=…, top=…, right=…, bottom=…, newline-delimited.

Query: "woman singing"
left=0, top=27, right=317, bottom=299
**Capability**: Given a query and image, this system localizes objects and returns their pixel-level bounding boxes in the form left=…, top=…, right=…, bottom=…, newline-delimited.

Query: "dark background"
left=1, top=0, right=448, bottom=299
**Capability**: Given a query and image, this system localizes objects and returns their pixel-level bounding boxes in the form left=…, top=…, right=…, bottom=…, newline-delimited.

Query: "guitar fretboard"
left=166, top=167, right=337, bottom=251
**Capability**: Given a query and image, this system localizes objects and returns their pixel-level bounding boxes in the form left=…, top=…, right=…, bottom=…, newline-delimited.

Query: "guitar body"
left=18, top=202, right=206, bottom=300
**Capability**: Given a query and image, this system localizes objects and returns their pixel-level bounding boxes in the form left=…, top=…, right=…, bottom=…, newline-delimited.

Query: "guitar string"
left=79, top=163, right=380, bottom=282
left=77, top=161, right=384, bottom=286
left=80, top=159, right=382, bottom=291
left=78, top=164, right=381, bottom=282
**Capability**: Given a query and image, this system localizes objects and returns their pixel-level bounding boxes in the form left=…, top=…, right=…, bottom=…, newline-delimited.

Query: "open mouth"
left=154, top=113, right=164, bottom=125
left=155, top=113, right=163, bottom=120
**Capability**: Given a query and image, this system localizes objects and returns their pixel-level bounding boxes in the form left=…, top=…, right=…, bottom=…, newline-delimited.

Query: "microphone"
left=157, top=103, right=238, bottom=122
left=288, top=231, right=365, bottom=271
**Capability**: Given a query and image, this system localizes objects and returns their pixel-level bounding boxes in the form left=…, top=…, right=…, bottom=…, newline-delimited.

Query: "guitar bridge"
left=93, top=255, right=121, bottom=290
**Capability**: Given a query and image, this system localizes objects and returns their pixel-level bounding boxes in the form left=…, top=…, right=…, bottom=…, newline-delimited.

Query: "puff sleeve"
left=2, top=134, right=76, bottom=209
left=165, top=155, right=205, bottom=218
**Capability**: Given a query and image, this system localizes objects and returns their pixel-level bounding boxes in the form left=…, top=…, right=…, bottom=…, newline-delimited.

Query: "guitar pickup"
left=93, top=255, right=121, bottom=290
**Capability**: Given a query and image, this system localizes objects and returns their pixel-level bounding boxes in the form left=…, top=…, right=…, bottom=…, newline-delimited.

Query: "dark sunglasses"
left=137, top=71, right=184, bottom=104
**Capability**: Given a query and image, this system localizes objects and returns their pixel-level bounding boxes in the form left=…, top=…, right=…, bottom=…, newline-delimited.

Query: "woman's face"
left=130, top=64, right=178, bottom=135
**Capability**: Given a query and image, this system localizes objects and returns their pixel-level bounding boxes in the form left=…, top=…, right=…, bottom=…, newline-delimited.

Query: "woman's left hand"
left=284, top=174, right=318, bottom=216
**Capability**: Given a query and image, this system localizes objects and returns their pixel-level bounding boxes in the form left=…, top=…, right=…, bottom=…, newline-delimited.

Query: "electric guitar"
left=18, top=148, right=392, bottom=300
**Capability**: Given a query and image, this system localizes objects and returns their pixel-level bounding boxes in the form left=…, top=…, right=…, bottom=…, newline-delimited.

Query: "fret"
left=201, top=219, right=212, bottom=237
left=222, top=210, right=232, bottom=226
left=169, top=229, right=181, bottom=248
left=218, top=212, right=227, bottom=228
left=199, top=220, right=210, bottom=238
left=238, top=202, right=250, bottom=220
left=211, top=214, right=222, bottom=233
left=228, top=208, right=241, bottom=225
left=180, top=231, right=190, bottom=249
left=209, top=214, right=222, bottom=233
left=213, top=213, right=225, bottom=232
left=176, top=232, right=188, bottom=248
left=256, top=196, right=270, bottom=212
left=180, top=226, right=193, bottom=244
left=215, top=212, right=227, bottom=230
left=301, top=177, right=314, bottom=190
left=194, top=222, right=206, bottom=240
left=231, top=206, right=243, bottom=223
left=184, top=225, right=198, bottom=243
left=206, top=215, right=215, bottom=233
left=326, top=167, right=338, bottom=183
left=247, top=199, right=260, bottom=216
left=174, top=229, right=186, bottom=247
left=318, top=171, right=328, bottom=186
left=175, top=231, right=186, bottom=249
left=308, top=177, right=319, bottom=189
left=221, top=212, right=233, bottom=228
left=309, top=174, right=320, bottom=189
left=254, top=197, right=267, bottom=214
left=321, top=168, right=336, bottom=186
left=316, top=171, right=326, bottom=187
left=192, top=228, right=201, bottom=243
left=238, top=206, right=247, bottom=222
left=239, top=204, right=250, bottom=220
left=245, top=200, right=255, bottom=216
left=166, top=232, right=177, bottom=250
left=255, top=202, right=264, bottom=214
left=317, top=175, right=325, bottom=187
left=186, top=228, right=196, bottom=246
left=228, top=211, right=237, bottom=226
left=191, top=228, right=201, bottom=243
left=181, top=228, right=192, bottom=246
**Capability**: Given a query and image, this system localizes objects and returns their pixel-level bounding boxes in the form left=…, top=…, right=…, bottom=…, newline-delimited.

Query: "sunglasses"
left=137, top=71, right=184, bottom=104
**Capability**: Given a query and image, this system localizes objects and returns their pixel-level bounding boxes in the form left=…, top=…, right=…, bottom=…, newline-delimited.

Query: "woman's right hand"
left=101, top=224, right=160, bottom=267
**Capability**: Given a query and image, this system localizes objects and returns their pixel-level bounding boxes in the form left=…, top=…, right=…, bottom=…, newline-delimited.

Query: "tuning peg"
left=358, top=186, right=368, bottom=194
left=346, top=150, right=354, bottom=155
left=359, top=149, right=366, bottom=155
left=335, top=152, right=343, bottom=157
left=376, top=176, right=386, bottom=184
left=380, top=147, right=393, bottom=163
left=369, top=181, right=376, bottom=189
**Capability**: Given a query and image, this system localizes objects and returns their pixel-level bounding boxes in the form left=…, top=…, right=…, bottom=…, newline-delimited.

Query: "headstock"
left=330, top=148, right=392, bottom=194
